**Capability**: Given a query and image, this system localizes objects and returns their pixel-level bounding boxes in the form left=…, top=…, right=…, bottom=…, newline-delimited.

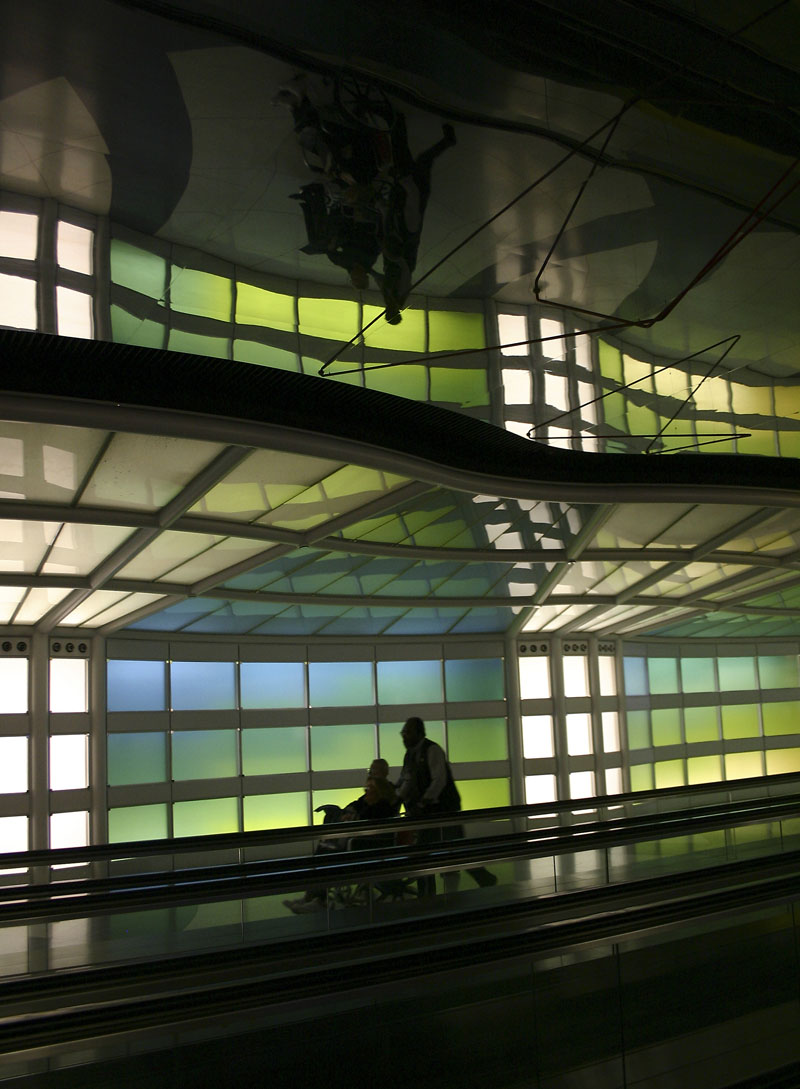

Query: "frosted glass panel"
left=107, top=659, right=166, bottom=711
left=173, top=797, right=238, bottom=837
left=766, top=748, right=800, bottom=775
left=0, top=814, right=27, bottom=852
left=597, top=656, right=617, bottom=696
left=377, top=660, right=442, bottom=704
left=458, top=777, right=510, bottom=809
left=681, top=657, right=716, bottom=693
left=721, top=704, right=760, bottom=739
left=172, top=730, right=238, bottom=780
left=50, top=811, right=88, bottom=849
left=762, top=701, right=800, bottom=736
left=684, top=705, right=719, bottom=743
left=240, top=662, right=305, bottom=709
left=308, top=661, right=374, bottom=707
left=718, top=657, right=757, bottom=691
left=687, top=755, right=722, bottom=784
left=49, top=735, right=88, bottom=790
left=525, top=774, right=556, bottom=804
left=655, top=760, right=684, bottom=789
left=605, top=767, right=623, bottom=794
left=569, top=771, right=595, bottom=799
left=0, top=736, right=27, bottom=792
left=623, top=657, right=647, bottom=696
left=445, top=658, right=504, bottom=702
left=108, top=804, right=168, bottom=843
left=241, top=727, right=307, bottom=775
left=518, top=656, right=550, bottom=699
left=562, top=657, right=589, bottom=698
left=0, top=210, right=37, bottom=259
left=171, top=661, right=235, bottom=710
left=602, top=711, right=619, bottom=752
left=566, top=713, right=592, bottom=755
left=725, top=752, right=763, bottom=779
left=758, top=655, right=799, bottom=689
left=0, top=273, right=36, bottom=329
left=244, top=792, right=308, bottom=831
left=447, top=717, right=508, bottom=762
left=522, top=715, right=553, bottom=758
left=651, top=708, right=681, bottom=746
left=498, top=313, right=528, bottom=355
left=0, top=658, right=27, bottom=712
left=57, top=221, right=93, bottom=274
left=630, top=764, right=653, bottom=791
left=311, top=723, right=374, bottom=771
left=626, top=710, right=650, bottom=749
left=107, top=733, right=166, bottom=785
left=50, top=658, right=87, bottom=713
left=648, top=657, right=679, bottom=695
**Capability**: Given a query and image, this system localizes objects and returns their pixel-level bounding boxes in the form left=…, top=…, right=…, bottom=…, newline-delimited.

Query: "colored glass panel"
left=377, top=660, right=442, bottom=704
left=758, top=655, right=799, bottom=689
left=445, top=658, right=504, bottom=702
left=629, top=764, right=653, bottom=791
left=724, top=752, right=763, bottom=779
left=766, top=748, right=800, bottom=775
left=172, top=730, right=237, bottom=780
left=655, top=759, right=684, bottom=789
left=110, top=240, right=166, bottom=298
left=626, top=710, right=650, bottom=749
left=108, top=804, right=168, bottom=843
left=684, top=705, right=719, bottom=743
left=173, top=797, right=238, bottom=837
left=363, top=305, right=425, bottom=350
left=168, top=329, right=229, bottom=358
left=298, top=297, right=359, bottom=340
left=107, top=659, right=166, bottom=712
left=244, top=792, right=308, bottom=831
left=308, top=661, right=374, bottom=707
left=365, top=364, right=428, bottom=400
left=233, top=340, right=299, bottom=370
left=721, top=704, right=760, bottom=739
left=762, top=701, right=800, bottom=736
left=170, top=268, right=231, bottom=321
left=718, top=656, right=757, bottom=691
left=647, top=657, right=679, bottom=694
left=311, top=723, right=374, bottom=771
left=687, top=755, right=722, bottom=785
left=428, top=310, right=485, bottom=352
left=429, top=368, right=489, bottom=407
left=107, top=732, right=166, bottom=785
left=651, top=707, right=681, bottom=747
left=447, top=717, right=508, bottom=762
left=171, top=661, right=236, bottom=710
left=458, top=777, right=510, bottom=810
left=680, top=657, right=716, bottom=693
left=240, top=661, right=305, bottom=709
left=111, top=306, right=165, bottom=349
left=235, top=282, right=295, bottom=331
left=623, top=657, right=647, bottom=696
left=241, top=727, right=307, bottom=775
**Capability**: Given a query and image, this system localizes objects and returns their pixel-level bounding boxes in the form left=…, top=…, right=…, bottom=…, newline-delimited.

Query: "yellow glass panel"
left=721, top=704, right=760, bottom=739
left=731, top=384, right=772, bottom=416
left=458, top=777, right=510, bottom=810
left=627, top=402, right=658, bottom=434
left=622, top=355, right=653, bottom=391
left=736, top=430, right=777, bottom=456
left=299, top=298, right=359, bottom=341
left=774, top=385, right=800, bottom=419
left=429, top=368, right=489, bottom=406
left=170, top=268, right=231, bottom=321
left=428, top=311, right=485, bottom=352
left=243, top=792, right=308, bottom=830
left=762, top=701, right=800, bottom=736
left=629, top=764, right=653, bottom=791
left=684, top=705, right=719, bottom=743
left=724, top=751, right=763, bottom=779
left=691, top=375, right=731, bottom=413
left=173, top=797, right=238, bottom=837
left=655, top=759, right=684, bottom=788
left=651, top=708, right=681, bottom=746
left=236, top=283, right=295, bottom=331
left=653, top=367, right=688, bottom=399
left=766, top=748, right=800, bottom=775
left=777, top=430, right=800, bottom=458
left=233, top=340, right=299, bottom=370
left=687, top=755, right=722, bottom=784
left=362, top=305, right=425, bottom=351
left=598, top=340, right=623, bottom=382
left=365, top=364, right=428, bottom=400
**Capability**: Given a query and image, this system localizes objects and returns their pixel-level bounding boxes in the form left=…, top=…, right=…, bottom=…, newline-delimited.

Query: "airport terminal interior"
left=1, top=2, right=800, bottom=1087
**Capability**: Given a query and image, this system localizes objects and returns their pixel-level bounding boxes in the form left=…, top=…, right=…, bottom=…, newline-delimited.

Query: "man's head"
left=368, top=757, right=389, bottom=780
left=401, top=716, right=425, bottom=750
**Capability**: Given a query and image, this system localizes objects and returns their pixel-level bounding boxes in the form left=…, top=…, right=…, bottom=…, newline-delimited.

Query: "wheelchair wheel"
left=335, top=74, right=395, bottom=132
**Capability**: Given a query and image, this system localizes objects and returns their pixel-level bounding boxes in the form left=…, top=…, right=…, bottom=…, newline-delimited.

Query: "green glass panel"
left=718, top=656, right=757, bottom=691
left=241, top=727, right=307, bottom=775
left=687, top=755, right=722, bottom=785
left=602, top=392, right=629, bottom=431
left=721, top=704, right=760, bottom=739
left=777, top=430, right=800, bottom=458
left=235, top=282, right=295, bottom=331
left=171, top=730, right=238, bottom=780
left=243, top=791, right=308, bottom=831
left=762, top=700, right=800, bottom=736
left=654, top=759, right=685, bottom=789
left=108, top=804, right=168, bottom=843
left=680, top=657, right=716, bottom=693
left=737, top=430, right=777, bottom=457
left=684, top=705, right=719, bottom=743
left=363, top=305, right=425, bottom=350
left=240, top=662, right=305, bottom=709
left=298, top=297, right=359, bottom=340
left=627, top=401, right=658, bottom=434
left=623, top=657, right=647, bottom=696
left=168, top=329, right=229, bottom=359
left=626, top=710, right=650, bottom=749
left=445, top=658, right=504, bottom=702
left=598, top=340, right=623, bottom=382
left=107, top=732, right=166, bottom=786
left=429, top=368, right=489, bottom=407
left=629, top=764, right=653, bottom=791
left=233, top=340, right=299, bottom=371
left=170, top=268, right=231, bottom=321
left=311, top=723, right=374, bottom=772
left=110, top=239, right=166, bottom=298
left=651, top=708, right=681, bottom=747
left=766, top=748, right=800, bottom=775
left=447, top=717, right=508, bottom=762
left=458, top=777, right=510, bottom=810
left=428, top=311, right=485, bottom=352
left=173, top=797, right=239, bottom=837
left=110, top=306, right=165, bottom=349
left=377, top=660, right=442, bottom=704
left=724, top=751, right=763, bottom=780
left=647, top=657, right=679, bottom=695
left=758, top=655, right=799, bottom=689
left=365, top=364, right=428, bottom=400
left=308, top=661, right=374, bottom=706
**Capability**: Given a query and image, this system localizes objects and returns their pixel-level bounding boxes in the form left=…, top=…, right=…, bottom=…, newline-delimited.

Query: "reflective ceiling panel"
left=0, top=520, right=61, bottom=573
left=0, top=422, right=108, bottom=503
left=255, top=466, right=411, bottom=532
left=41, top=523, right=135, bottom=576
left=13, top=587, right=73, bottom=624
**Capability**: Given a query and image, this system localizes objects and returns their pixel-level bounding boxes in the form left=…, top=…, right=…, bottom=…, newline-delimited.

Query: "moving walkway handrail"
left=3, top=768, right=800, bottom=871
left=3, top=790, right=799, bottom=925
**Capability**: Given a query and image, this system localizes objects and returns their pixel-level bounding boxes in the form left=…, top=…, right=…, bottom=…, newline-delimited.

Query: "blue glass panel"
left=240, top=662, right=305, bottom=709
left=107, top=660, right=166, bottom=712
left=623, top=657, right=648, bottom=696
left=308, top=661, right=374, bottom=707
left=377, top=660, right=442, bottom=704
left=445, top=658, right=504, bottom=702
left=171, top=661, right=236, bottom=710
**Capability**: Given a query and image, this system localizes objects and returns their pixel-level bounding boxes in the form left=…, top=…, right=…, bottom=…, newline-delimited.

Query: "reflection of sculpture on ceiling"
left=275, top=73, right=455, bottom=324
